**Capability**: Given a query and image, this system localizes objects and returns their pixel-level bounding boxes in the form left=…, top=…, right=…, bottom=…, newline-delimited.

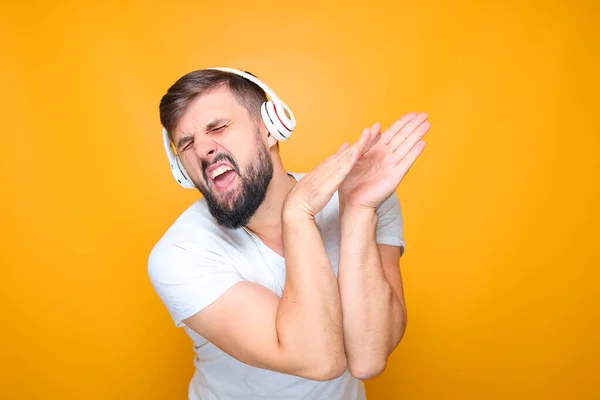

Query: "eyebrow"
left=175, top=117, right=230, bottom=150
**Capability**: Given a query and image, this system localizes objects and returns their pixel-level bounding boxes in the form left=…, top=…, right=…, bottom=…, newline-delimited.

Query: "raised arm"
left=180, top=129, right=375, bottom=381
left=337, top=112, right=430, bottom=379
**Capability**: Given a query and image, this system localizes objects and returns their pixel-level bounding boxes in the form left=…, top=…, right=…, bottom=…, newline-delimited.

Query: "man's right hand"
left=283, top=127, right=378, bottom=220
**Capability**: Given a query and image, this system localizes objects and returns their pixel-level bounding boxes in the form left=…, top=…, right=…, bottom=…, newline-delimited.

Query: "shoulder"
left=150, top=198, right=218, bottom=250
left=147, top=199, right=250, bottom=326
left=147, top=198, right=237, bottom=280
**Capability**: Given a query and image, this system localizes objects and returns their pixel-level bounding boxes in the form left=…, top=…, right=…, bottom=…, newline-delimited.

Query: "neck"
left=245, top=157, right=296, bottom=254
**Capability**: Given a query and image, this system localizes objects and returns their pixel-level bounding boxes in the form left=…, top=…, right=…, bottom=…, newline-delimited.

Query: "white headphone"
left=162, top=67, right=296, bottom=189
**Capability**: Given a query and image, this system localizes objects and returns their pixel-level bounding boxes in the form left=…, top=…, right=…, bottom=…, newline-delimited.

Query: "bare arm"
left=337, top=112, right=430, bottom=379
left=181, top=131, right=374, bottom=381
left=338, top=206, right=406, bottom=380
left=182, top=211, right=345, bottom=380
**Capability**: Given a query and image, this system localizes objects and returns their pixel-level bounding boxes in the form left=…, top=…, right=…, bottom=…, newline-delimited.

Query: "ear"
left=264, top=125, right=279, bottom=150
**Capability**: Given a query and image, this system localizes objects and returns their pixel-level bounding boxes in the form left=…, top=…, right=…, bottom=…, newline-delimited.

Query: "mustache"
left=201, top=152, right=240, bottom=182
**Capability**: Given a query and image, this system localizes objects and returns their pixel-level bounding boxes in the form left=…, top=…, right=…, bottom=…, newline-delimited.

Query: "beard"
left=195, top=131, right=273, bottom=229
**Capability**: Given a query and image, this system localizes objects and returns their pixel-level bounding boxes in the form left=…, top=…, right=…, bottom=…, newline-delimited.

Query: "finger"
left=360, top=127, right=371, bottom=147
left=394, top=140, right=426, bottom=178
left=353, top=124, right=378, bottom=156
left=321, top=137, right=357, bottom=167
left=342, top=126, right=369, bottom=157
left=326, top=123, right=380, bottom=183
left=392, top=120, right=430, bottom=156
left=363, top=122, right=382, bottom=155
left=381, top=112, right=418, bottom=144
left=330, top=145, right=360, bottom=185
left=389, top=113, right=429, bottom=152
left=321, top=127, right=370, bottom=180
left=322, top=124, right=371, bottom=175
left=300, top=134, right=364, bottom=206
left=336, top=142, right=350, bottom=155
left=330, top=126, right=367, bottom=165
left=357, top=126, right=372, bottom=149
left=315, top=136, right=360, bottom=180
left=310, top=145, right=359, bottom=200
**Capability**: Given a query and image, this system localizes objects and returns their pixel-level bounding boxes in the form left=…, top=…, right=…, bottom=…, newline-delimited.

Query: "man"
left=148, top=68, right=429, bottom=400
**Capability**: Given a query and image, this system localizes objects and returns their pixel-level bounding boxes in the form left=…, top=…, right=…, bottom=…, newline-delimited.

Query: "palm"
left=339, top=113, right=430, bottom=210
left=340, top=140, right=399, bottom=209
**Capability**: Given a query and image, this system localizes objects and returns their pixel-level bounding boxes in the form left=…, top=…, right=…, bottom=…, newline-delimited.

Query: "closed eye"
left=210, top=125, right=227, bottom=134
left=178, top=122, right=229, bottom=152
left=182, top=139, right=194, bottom=151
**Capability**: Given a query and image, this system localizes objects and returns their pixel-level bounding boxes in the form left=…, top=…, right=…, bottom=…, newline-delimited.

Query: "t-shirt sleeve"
left=375, top=191, right=406, bottom=255
left=148, top=240, right=244, bottom=327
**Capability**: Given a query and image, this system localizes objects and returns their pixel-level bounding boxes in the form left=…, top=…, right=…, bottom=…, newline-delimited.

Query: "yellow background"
left=1, top=0, right=598, bottom=398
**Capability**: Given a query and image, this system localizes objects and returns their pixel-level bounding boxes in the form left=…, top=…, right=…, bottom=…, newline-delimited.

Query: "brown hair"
left=159, top=69, right=267, bottom=142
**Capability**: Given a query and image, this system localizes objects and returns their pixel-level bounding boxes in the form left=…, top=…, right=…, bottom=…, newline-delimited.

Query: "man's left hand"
left=339, top=112, right=430, bottom=212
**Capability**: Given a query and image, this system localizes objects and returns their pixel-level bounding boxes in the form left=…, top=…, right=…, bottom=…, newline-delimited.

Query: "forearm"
left=337, top=206, right=406, bottom=379
left=276, top=210, right=346, bottom=380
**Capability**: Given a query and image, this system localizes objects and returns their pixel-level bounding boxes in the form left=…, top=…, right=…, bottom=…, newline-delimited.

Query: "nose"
left=193, top=134, right=218, bottom=162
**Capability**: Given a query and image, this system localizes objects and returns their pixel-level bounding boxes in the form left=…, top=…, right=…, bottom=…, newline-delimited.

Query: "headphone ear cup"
left=274, top=99, right=296, bottom=133
left=174, top=156, right=195, bottom=189
left=163, top=126, right=195, bottom=189
left=261, top=102, right=283, bottom=141
left=262, top=100, right=295, bottom=141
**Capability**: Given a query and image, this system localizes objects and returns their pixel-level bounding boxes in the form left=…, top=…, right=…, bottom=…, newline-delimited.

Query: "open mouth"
left=208, top=164, right=238, bottom=191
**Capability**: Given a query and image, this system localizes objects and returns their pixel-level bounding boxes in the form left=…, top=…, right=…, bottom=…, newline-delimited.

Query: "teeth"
left=210, top=165, right=233, bottom=179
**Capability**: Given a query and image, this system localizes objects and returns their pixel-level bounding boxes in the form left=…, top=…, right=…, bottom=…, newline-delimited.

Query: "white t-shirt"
left=148, top=172, right=406, bottom=400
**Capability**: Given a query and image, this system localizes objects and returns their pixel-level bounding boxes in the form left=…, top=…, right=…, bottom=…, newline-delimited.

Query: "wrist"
left=340, top=204, right=378, bottom=231
left=282, top=203, right=316, bottom=225
left=340, top=202, right=377, bottom=219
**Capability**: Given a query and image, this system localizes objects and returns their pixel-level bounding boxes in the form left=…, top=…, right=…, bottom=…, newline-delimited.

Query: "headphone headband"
left=208, top=67, right=279, bottom=106
left=161, top=67, right=296, bottom=189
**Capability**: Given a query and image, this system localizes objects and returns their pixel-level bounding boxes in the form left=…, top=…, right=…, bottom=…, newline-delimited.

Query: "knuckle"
left=308, top=186, right=319, bottom=200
